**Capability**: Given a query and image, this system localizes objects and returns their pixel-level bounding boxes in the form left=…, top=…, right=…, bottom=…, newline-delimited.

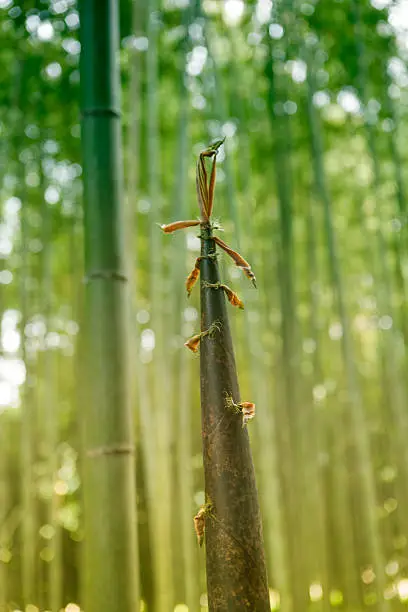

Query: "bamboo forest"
left=2, top=0, right=408, bottom=610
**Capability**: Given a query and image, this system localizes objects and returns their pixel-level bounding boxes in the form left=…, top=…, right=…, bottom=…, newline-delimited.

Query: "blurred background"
left=1, top=0, right=408, bottom=610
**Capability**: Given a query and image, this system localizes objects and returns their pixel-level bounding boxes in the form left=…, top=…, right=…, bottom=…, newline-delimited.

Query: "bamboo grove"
left=1, top=0, right=408, bottom=611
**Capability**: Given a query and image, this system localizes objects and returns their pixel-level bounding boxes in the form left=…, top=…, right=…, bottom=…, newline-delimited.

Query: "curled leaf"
left=184, top=321, right=221, bottom=353
left=240, top=402, right=256, bottom=426
left=160, top=219, right=201, bottom=234
left=193, top=507, right=206, bottom=547
left=225, top=395, right=256, bottom=427
left=196, top=139, right=225, bottom=221
left=222, top=285, right=245, bottom=309
left=184, top=334, right=202, bottom=353
left=186, top=267, right=200, bottom=297
left=213, top=236, right=257, bottom=287
left=186, top=257, right=202, bottom=296
left=200, top=138, right=225, bottom=157
left=207, top=155, right=217, bottom=219
left=203, top=282, right=244, bottom=309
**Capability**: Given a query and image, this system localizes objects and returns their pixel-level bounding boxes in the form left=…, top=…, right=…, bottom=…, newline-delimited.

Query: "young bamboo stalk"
left=200, top=230, right=269, bottom=610
left=162, top=143, right=269, bottom=609
left=206, top=27, right=292, bottom=606
left=79, top=1, right=139, bottom=610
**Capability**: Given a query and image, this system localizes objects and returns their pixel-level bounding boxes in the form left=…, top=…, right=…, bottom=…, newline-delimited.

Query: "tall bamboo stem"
left=79, top=1, right=139, bottom=610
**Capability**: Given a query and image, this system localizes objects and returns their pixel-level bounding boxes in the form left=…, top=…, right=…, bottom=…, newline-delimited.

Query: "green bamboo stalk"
left=0, top=412, right=8, bottom=611
left=8, top=57, right=38, bottom=609
left=19, top=192, right=37, bottom=610
left=79, top=1, right=139, bottom=610
left=305, top=34, right=389, bottom=612
left=302, top=192, right=331, bottom=612
left=146, top=1, right=174, bottom=608
left=170, top=7, right=200, bottom=607
left=41, top=172, right=62, bottom=612
left=125, top=1, right=157, bottom=608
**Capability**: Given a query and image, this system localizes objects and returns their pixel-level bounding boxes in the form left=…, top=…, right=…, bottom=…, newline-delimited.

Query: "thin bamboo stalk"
left=19, top=189, right=37, bottom=610
left=41, top=177, right=62, bottom=612
left=126, top=2, right=158, bottom=609
left=146, top=1, right=174, bottom=608
left=170, top=7, right=200, bottom=607
left=0, top=413, right=8, bottom=611
left=79, top=1, right=139, bottom=610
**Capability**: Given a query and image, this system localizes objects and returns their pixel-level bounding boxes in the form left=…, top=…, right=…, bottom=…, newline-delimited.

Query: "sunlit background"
left=1, top=0, right=408, bottom=610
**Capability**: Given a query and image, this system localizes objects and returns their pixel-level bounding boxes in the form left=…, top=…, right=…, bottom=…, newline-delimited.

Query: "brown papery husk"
left=199, top=224, right=269, bottom=611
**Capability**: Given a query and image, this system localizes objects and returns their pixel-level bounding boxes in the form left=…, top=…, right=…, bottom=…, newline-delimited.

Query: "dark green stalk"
left=79, top=1, right=139, bottom=610
left=199, top=223, right=269, bottom=611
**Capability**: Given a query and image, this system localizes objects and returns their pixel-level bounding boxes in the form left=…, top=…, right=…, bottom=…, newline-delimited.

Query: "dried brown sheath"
left=200, top=223, right=269, bottom=611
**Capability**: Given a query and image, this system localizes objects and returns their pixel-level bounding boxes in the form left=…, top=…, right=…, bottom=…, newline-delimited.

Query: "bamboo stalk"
left=19, top=185, right=37, bottom=610
left=145, top=1, right=174, bottom=608
left=199, top=222, right=269, bottom=610
left=209, top=26, right=292, bottom=608
left=0, top=412, right=8, bottom=611
left=170, top=5, right=200, bottom=607
left=40, top=170, right=62, bottom=612
left=79, top=1, right=140, bottom=610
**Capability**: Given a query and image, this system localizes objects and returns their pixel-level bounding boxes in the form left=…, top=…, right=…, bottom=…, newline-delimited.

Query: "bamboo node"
left=86, top=443, right=135, bottom=458
left=83, top=270, right=128, bottom=283
left=202, top=283, right=244, bottom=309
left=81, top=107, right=121, bottom=119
